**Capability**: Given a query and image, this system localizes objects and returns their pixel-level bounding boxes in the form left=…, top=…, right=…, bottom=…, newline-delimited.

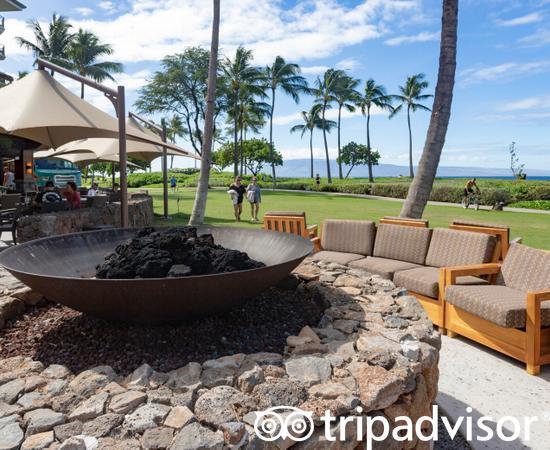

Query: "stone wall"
left=16, top=194, right=154, bottom=243
left=0, top=259, right=441, bottom=449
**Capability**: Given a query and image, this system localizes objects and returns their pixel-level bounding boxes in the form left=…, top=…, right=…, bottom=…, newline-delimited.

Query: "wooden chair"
left=380, top=216, right=429, bottom=228
left=263, top=211, right=320, bottom=252
left=450, top=220, right=510, bottom=260
left=444, top=243, right=550, bottom=375
left=0, top=193, right=22, bottom=211
left=0, top=203, right=23, bottom=245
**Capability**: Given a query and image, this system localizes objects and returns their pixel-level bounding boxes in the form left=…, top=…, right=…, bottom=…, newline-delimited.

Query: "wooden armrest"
left=529, top=290, right=550, bottom=302
left=310, top=236, right=321, bottom=253
left=307, top=224, right=318, bottom=233
left=445, top=263, right=501, bottom=285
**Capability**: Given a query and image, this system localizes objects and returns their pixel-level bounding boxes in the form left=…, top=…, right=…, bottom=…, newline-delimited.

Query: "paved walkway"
left=437, top=335, right=550, bottom=450
left=265, top=188, right=550, bottom=215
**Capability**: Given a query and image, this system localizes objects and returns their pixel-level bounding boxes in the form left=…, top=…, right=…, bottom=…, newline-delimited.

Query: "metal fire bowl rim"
left=0, top=226, right=313, bottom=282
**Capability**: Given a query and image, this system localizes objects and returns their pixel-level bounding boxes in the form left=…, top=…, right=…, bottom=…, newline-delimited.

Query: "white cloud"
left=459, top=60, right=550, bottom=85
left=74, top=7, right=94, bottom=17
left=496, top=95, right=550, bottom=112
left=335, top=57, right=361, bottom=72
left=518, top=28, right=550, bottom=46
left=273, top=105, right=387, bottom=126
left=496, top=12, right=544, bottom=26
left=301, top=65, right=330, bottom=75
left=6, top=0, right=423, bottom=65
left=384, top=31, right=438, bottom=46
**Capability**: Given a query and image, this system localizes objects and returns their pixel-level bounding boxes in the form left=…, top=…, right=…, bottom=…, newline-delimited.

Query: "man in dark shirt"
left=228, top=176, right=246, bottom=221
left=34, top=181, right=63, bottom=207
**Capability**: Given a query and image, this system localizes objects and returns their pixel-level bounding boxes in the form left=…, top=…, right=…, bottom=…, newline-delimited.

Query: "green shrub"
left=479, top=189, right=510, bottom=206
left=339, top=184, right=370, bottom=195
left=509, top=200, right=550, bottom=210
left=370, top=183, right=409, bottom=199
left=429, top=186, right=463, bottom=203
left=319, top=184, right=340, bottom=192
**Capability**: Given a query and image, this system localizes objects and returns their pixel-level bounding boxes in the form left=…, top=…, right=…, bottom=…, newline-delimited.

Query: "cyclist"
left=462, top=178, right=480, bottom=208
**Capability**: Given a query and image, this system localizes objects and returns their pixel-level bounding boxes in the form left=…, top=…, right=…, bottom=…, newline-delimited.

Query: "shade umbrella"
left=0, top=70, right=182, bottom=151
left=34, top=149, right=139, bottom=166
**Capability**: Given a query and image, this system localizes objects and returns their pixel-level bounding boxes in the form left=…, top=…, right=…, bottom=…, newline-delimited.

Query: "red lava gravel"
left=0, top=286, right=323, bottom=375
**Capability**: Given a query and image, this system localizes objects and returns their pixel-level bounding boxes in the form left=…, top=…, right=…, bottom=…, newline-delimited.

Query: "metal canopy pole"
left=35, top=58, right=129, bottom=228
left=128, top=112, right=169, bottom=219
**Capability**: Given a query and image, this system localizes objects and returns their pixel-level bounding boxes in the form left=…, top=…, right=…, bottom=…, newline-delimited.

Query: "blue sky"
left=2, top=0, right=550, bottom=172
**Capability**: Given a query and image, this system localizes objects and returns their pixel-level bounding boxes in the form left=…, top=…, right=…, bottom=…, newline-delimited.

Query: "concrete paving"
left=437, top=335, right=550, bottom=450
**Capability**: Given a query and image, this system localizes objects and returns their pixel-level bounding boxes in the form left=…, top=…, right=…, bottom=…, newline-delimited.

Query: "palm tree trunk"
left=337, top=105, right=343, bottom=179
left=322, top=104, right=332, bottom=183
left=400, top=0, right=458, bottom=218
left=407, top=105, right=414, bottom=178
left=309, top=129, right=314, bottom=179
left=367, top=107, right=373, bottom=183
left=233, top=92, right=239, bottom=177
left=81, top=83, right=85, bottom=100
left=345, top=164, right=355, bottom=179
left=239, top=125, right=244, bottom=177
left=269, top=87, right=277, bottom=185
left=189, top=0, right=220, bottom=226
left=170, top=155, right=174, bottom=169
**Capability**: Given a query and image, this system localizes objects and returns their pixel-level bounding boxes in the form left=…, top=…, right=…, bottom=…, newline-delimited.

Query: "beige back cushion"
left=373, top=224, right=432, bottom=265
left=321, top=220, right=375, bottom=256
left=497, top=243, right=550, bottom=292
left=425, top=228, right=496, bottom=268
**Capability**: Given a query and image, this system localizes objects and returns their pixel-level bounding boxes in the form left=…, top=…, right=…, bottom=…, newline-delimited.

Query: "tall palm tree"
left=166, top=116, right=186, bottom=168
left=290, top=104, right=337, bottom=178
left=189, top=0, right=220, bottom=226
left=401, top=0, right=458, bottom=218
left=359, top=79, right=393, bottom=182
left=221, top=46, right=264, bottom=177
left=264, top=56, right=308, bottom=183
left=16, top=13, right=73, bottom=74
left=68, top=29, right=123, bottom=99
left=390, top=74, right=433, bottom=178
left=314, top=69, right=346, bottom=183
left=333, top=73, right=360, bottom=179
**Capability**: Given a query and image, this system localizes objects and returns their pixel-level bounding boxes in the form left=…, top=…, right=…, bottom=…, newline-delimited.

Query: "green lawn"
left=141, top=188, right=550, bottom=250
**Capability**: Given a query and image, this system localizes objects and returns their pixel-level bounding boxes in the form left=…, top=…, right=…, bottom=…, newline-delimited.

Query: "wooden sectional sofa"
left=310, top=218, right=550, bottom=374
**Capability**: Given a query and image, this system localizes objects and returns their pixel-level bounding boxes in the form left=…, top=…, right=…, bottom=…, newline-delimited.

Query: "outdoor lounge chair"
left=263, top=211, right=320, bottom=251
left=349, top=223, right=432, bottom=280
left=0, top=203, right=23, bottom=245
left=0, top=193, right=21, bottom=210
left=308, top=219, right=376, bottom=265
left=393, top=228, right=497, bottom=329
left=444, top=243, right=550, bottom=375
left=450, top=219, right=510, bottom=260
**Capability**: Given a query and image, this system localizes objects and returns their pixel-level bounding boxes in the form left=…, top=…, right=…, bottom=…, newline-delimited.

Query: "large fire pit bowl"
left=0, top=227, right=313, bottom=323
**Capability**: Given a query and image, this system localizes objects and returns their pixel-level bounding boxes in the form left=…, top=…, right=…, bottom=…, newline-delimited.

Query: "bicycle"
left=462, top=191, right=480, bottom=210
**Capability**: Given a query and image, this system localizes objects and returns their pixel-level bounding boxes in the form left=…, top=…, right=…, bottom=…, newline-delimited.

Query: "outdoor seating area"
left=305, top=217, right=549, bottom=374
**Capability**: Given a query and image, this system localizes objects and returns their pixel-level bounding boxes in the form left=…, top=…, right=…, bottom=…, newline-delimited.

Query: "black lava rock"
left=95, top=227, right=265, bottom=279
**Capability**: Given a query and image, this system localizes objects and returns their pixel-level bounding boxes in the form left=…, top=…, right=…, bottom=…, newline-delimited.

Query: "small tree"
left=211, top=143, right=233, bottom=172
left=337, top=141, right=380, bottom=179
left=242, top=138, right=283, bottom=176
left=509, top=142, right=525, bottom=180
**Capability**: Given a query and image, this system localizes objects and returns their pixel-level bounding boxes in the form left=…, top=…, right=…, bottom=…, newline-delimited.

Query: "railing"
left=0, top=16, right=5, bottom=35
left=0, top=45, right=5, bottom=61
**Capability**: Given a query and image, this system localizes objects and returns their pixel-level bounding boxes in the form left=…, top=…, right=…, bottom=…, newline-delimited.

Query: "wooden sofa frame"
left=444, top=263, right=550, bottom=375
left=450, top=222, right=509, bottom=260
left=263, top=214, right=321, bottom=252
left=380, top=217, right=429, bottom=228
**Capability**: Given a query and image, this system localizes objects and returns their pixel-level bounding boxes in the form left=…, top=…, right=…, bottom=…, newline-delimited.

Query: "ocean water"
left=438, top=176, right=550, bottom=181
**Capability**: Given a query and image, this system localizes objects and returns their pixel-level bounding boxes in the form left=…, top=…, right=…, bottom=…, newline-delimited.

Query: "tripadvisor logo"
left=253, top=405, right=543, bottom=449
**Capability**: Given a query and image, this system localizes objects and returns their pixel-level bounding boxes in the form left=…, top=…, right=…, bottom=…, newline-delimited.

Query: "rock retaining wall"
left=16, top=194, right=154, bottom=243
left=0, top=260, right=440, bottom=449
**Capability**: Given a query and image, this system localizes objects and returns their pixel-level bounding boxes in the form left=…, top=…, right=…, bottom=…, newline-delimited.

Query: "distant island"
left=275, top=159, right=550, bottom=179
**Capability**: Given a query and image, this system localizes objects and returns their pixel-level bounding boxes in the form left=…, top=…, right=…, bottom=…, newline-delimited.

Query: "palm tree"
left=401, top=0, right=458, bottom=218
left=313, top=69, right=346, bottom=183
left=290, top=104, right=337, bottom=178
left=359, top=79, right=393, bottom=182
left=68, top=29, right=123, bottom=98
left=264, top=56, right=308, bottom=183
left=221, top=46, right=264, bottom=177
left=189, top=0, right=220, bottom=226
left=16, top=13, right=73, bottom=74
left=166, top=116, right=186, bottom=168
left=390, top=74, right=433, bottom=177
left=333, top=73, right=360, bottom=179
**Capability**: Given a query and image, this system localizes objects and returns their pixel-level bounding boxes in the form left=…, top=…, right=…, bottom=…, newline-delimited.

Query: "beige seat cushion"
left=321, top=220, right=375, bottom=256
left=425, top=228, right=496, bottom=268
left=497, top=243, right=550, bottom=292
left=309, top=250, right=364, bottom=265
left=373, top=224, right=432, bottom=265
left=349, top=257, right=422, bottom=280
left=446, top=284, right=550, bottom=328
left=394, top=266, right=488, bottom=299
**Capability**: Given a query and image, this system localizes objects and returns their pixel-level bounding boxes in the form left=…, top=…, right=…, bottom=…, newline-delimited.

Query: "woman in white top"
left=246, top=177, right=262, bottom=222
left=2, top=167, right=15, bottom=191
